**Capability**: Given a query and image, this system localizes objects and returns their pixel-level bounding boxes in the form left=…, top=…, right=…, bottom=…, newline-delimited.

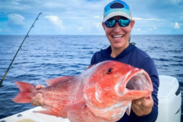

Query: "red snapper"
left=13, top=61, right=153, bottom=122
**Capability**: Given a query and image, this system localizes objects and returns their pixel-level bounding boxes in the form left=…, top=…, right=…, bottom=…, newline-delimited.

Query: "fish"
left=13, top=60, right=153, bottom=122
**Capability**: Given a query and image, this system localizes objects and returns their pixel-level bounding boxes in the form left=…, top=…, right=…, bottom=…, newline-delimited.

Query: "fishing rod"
left=0, top=12, right=42, bottom=87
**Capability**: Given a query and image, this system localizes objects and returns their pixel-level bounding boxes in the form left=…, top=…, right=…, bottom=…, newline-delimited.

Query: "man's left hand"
left=132, top=94, right=154, bottom=116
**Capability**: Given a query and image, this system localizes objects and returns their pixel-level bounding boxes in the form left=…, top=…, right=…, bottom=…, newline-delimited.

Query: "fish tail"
left=12, top=81, right=35, bottom=103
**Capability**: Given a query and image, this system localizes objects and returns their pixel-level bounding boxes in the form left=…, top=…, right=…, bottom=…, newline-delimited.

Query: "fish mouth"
left=116, top=69, right=153, bottom=96
left=126, top=71, right=152, bottom=91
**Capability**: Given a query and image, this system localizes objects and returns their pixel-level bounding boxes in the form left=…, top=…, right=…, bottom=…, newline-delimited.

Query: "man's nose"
left=113, top=22, right=121, bottom=32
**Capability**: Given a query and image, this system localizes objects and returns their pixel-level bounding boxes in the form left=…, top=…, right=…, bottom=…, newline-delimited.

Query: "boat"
left=0, top=75, right=181, bottom=122
left=156, top=75, right=181, bottom=122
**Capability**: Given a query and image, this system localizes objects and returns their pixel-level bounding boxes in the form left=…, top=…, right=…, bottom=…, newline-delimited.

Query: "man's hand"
left=132, top=94, right=154, bottom=116
left=31, top=85, right=45, bottom=106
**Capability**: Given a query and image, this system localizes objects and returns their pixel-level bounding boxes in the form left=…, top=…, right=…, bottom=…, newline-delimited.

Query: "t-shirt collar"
left=101, top=43, right=136, bottom=59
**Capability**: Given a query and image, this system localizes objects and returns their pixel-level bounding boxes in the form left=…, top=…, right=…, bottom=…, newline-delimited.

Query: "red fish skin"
left=84, top=62, right=152, bottom=107
left=13, top=76, right=86, bottom=117
left=83, top=61, right=153, bottom=120
left=67, top=107, right=113, bottom=122
left=13, top=79, right=113, bottom=122
left=13, top=79, right=111, bottom=121
left=13, top=60, right=153, bottom=122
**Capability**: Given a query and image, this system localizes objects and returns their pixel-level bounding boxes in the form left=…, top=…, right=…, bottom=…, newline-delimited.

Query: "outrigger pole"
left=0, top=12, right=42, bottom=87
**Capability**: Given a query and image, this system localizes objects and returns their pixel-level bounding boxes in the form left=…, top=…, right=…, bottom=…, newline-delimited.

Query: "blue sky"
left=0, top=0, right=182, bottom=35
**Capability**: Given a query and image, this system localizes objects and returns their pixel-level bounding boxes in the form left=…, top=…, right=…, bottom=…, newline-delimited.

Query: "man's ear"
left=130, top=20, right=135, bottom=29
left=102, top=22, right=105, bottom=30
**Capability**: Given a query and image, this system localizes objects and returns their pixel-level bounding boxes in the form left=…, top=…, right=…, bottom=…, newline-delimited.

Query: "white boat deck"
left=0, top=107, right=70, bottom=122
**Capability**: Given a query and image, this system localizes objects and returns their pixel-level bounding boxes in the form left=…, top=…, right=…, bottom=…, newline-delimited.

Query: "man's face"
left=102, top=16, right=135, bottom=51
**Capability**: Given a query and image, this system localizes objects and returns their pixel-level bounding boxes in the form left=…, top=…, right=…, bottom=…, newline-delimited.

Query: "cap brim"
left=103, top=12, right=132, bottom=22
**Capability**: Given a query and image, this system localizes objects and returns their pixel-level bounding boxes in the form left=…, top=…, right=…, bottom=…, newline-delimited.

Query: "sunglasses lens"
left=105, top=18, right=130, bottom=28
left=118, top=19, right=130, bottom=27
left=105, top=19, right=116, bottom=28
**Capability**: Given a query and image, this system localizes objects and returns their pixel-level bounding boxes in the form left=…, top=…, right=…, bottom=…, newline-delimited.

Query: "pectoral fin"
left=36, top=109, right=57, bottom=116
left=36, top=106, right=64, bottom=117
left=126, top=102, right=132, bottom=115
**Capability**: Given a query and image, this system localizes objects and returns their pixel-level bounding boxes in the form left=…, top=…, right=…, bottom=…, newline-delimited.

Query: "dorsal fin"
left=46, top=76, right=73, bottom=86
left=85, top=65, right=94, bottom=70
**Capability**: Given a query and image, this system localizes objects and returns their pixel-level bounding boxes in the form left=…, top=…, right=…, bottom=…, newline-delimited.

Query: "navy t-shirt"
left=90, top=44, right=159, bottom=122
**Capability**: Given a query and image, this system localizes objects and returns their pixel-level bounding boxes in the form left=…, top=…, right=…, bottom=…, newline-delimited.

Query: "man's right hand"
left=31, top=85, right=45, bottom=106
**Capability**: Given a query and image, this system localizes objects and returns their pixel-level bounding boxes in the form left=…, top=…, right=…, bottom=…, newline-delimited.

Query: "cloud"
left=78, top=27, right=83, bottom=31
left=94, top=23, right=101, bottom=28
left=149, top=27, right=157, bottom=31
left=0, top=28, right=2, bottom=32
left=0, top=0, right=182, bottom=35
left=133, top=17, right=164, bottom=21
left=174, top=22, right=180, bottom=29
left=134, top=28, right=141, bottom=31
left=12, top=1, right=19, bottom=5
left=93, top=16, right=101, bottom=19
left=43, top=2, right=64, bottom=8
left=171, top=0, right=182, bottom=4
left=45, top=16, right=65, bottom=30
left=7, top=13, right=25, bottom=25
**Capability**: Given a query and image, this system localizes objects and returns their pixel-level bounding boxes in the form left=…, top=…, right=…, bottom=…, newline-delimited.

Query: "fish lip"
left=125, top=70, right=153, bottom=91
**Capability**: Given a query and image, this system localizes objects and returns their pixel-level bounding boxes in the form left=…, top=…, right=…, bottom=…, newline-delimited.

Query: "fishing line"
left=0, top=12, right=42, bottom=87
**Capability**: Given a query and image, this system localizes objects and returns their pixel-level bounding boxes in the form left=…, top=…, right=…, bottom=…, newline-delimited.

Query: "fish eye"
left=107, top=68, right=113, bottom=74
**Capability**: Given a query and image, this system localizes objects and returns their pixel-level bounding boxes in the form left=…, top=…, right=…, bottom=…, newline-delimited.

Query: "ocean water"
left=0, top=35, right=182, bottom=120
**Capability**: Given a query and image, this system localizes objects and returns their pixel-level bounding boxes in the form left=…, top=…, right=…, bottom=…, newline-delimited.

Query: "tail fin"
left=12, top=81, right=35, bottom=103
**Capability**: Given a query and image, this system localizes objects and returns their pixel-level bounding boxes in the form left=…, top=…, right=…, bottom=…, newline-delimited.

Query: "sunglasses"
left=105, top=17, right=130, bottom=28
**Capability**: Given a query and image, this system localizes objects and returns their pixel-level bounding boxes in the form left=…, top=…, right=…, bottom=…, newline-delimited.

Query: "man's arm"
left=132, top=57, right=159, bottom=122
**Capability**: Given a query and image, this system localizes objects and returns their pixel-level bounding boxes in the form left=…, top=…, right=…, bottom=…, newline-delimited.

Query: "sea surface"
left=0, top=35, right=183, bottom=120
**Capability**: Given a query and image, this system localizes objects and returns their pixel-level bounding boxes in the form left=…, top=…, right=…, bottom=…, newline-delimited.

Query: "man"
left=32, top=0, right=159, bottom=122
left=90, top=0, right=159, bottom=121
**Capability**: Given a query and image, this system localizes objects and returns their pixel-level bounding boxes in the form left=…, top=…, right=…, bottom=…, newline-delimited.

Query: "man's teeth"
left=113, top=35, right=124, bottom=38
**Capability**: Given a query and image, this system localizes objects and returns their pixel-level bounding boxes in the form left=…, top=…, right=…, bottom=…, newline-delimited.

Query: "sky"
left=0, top=0, right=183, bottom=35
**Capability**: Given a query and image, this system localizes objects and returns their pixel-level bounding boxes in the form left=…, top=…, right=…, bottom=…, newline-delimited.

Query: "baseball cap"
left=103, top=0, right=132, bottom=22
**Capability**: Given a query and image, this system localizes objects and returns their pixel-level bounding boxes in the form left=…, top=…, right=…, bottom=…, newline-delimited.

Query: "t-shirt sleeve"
left=90, top=53, right=96, bottom=65
left=90, top=52, right=103, bottom=65
left=139, top=57, right=159, bottom=107
left=132, top=57, right=159, bottom=122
